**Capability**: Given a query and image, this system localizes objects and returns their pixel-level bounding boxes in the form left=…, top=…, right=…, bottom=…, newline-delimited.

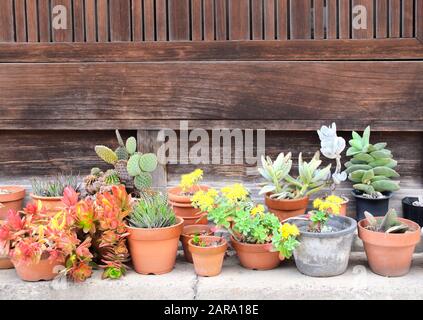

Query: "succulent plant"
left=259, top=152, right=331, bottom=200
left=413, top=196, right=423, bottom=207
left=364, top=209, right=409, bottom=233
left=345, top=126, right=400, bottom=197
left=31, top=174, right=80, bottom=197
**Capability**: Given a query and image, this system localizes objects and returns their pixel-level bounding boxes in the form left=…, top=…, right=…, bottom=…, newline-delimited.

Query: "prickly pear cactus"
left=345, top=126, right=400, bottom=196
left=134, top=172, right=153, bottom=190
left=126, top=137, right=137, bottom=155
left=95, top=146, right=118, bottom=165
left=139, top=153, right=158, bottom=172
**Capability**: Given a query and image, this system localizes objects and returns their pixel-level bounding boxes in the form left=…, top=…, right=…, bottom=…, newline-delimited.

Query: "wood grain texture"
left=14, top=0, right=27, bottom=42
left=314, top=0, right=324, bottom=40
left=26, top=0, right=39, bottom=42
left=376, top=0, right=388, bottom=38
left=402, top=0, right=414, bottom=37
left=143, top=0, right=155, bottom=41
left=51, top=0, right=73, bottom=42
left=38, top=0, right=50, bottom=42
left=204, top=0, right=215, bottom=41
left=109, top=0, right=131, bottom=41
left=251, top=0, right=263, bottom=40
left=264, top=0, right=276, bottom=39
left=168, top=0, right=190, bottom=40
left=290, top=0, right=311, bottom=39
left=73, top=0, right=85, bottom=42
left=0, top=0, right=14, bottom=41
left=85, top=0, right=97, bottom=42
left=327, top=0, right=338, bottom=39
left=191, top=0, right=202, bottom=41
left=277, top=0, right=288, bottom=40
left=0, top=61, right=422, bottom=122
left=339, top=0, right=351, bottom=39
left=156, top=0, right=168, bottom=41
left=419, top=0, right=423, bottom=41
left=229, top=0, right=250, bottom=40
left=352, top=0, right=374, bottom=39
left=389, top=0, right=401, bottom=37
left=97, top=0, right=109, bottom=42
left=215, top=0, right=227, bottom=40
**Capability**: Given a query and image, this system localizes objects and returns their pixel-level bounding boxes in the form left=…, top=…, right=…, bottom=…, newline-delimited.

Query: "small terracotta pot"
left=339, top=197, right=349, bottom=216
left=231, top=236, right=281, bottom=270
left=13, top=257, right=64, bottom=282
left=127, top=217, right=184, bottom=275
left=189, top=236, right=227, bottom=277
left=265, top=194, right=309, bottom=222
left=30, top=194, right=64, bottom=213
left=168, top=186, right=209, bottom=219
left=358, top=217, right=421, bottom=277
left=179, top=212, right=208, bottom=227
left=181, top=225, right=214, bottom=263
left=0, top=220, right=13, bottom=269
left=0, top=186, right=26, bottom=220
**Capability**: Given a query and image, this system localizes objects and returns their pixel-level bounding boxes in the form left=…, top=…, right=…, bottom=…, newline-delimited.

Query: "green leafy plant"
left=346, top=126, right=400, bottom=197
left=31, top=174, right=80, bottom=197
left=258, top=152, right=331, bottom=199
left=364, top=209, right=410, bottom=233
left=307, top=195, right=344, bottom=232
left=191, top=235, right=223, bottom=247
left=128, top=192, right=176, bottom=229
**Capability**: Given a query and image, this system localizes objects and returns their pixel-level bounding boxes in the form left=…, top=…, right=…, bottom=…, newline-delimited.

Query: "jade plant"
left=258, top=152, right=331, bottom=200
left=31, top=174, right=80, bottom=197
left=92, top=130, right=158, bottom=193
left=364, top=209, right=409, bottom=233
left=345, top=126, right=400, bottom=198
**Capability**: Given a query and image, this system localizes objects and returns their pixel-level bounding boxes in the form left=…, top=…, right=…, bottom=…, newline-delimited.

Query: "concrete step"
left=1, top=252, right=423, bottom=300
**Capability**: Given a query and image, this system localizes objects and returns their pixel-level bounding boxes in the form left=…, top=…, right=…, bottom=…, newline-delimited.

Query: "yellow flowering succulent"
left=191, top=188, right=218, bottom=212
left=251, top=204, right=265, bottom=217
left=279, top=223, right=300, bottom=240
left=179, top=169, right=204, bottom=193
left=221, top=183, right=249, bottom=204
left=313, top=195, right=343, bottom=214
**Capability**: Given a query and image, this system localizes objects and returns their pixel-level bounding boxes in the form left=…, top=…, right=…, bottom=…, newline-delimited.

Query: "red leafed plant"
left=0, top=185, right=132, bottom=282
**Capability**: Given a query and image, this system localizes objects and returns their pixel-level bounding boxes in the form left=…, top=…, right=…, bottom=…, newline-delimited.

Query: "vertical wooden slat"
left=376, top=0, right=388, bottom=38
left=73, top=0, right=85, bottom=42
left=402, top=0, right=414, bottom=37
left=352, top=0, right=374, bottom=38
left=156, top=0, right=167, bottom=41
left=38, top=0, right=50, bottom=42
left=0, top=0, right=14, bottom=42
left=327, top=0, right=338, bottom=39
left=51, top=0, right=73, bottom=42
left=143, top=0, right=155, bottom=41
left=290, top=0, right=311, bottom=39
left=389, top=0, right=401, bottom=37
left=277, top=0, right=288, bottom=39
left=132, top=0, right=143, bottom=41
left=229, top=0, right=249, bottom=40
left=26, top=0, right=39, bottom=42
left=215, top=0, right=227, bottom=40
left=339, top=0, right=351, bottom=38
left=418, top=0, right=423, bottom=40
left=251, top=0, right=263, bottom=40
left=204, top=0, right=215, bottom=41
left=85, top=0, right=97, bottom=42
left=264, top=0, right=276, bottom=39
left=109, top=0, right=130, bottom=41
left=97, top=0, right=109, bottom=41
left=314, top=0, right=324, bottom=39
left=15, top=0, right=27, bottom=42
left=168, top=0, right=190, bottom=40
left=192, top=0, right=202, bottom=41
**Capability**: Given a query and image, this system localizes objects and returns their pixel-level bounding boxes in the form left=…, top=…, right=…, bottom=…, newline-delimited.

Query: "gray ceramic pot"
left=292, top=215, right=357, bottom=277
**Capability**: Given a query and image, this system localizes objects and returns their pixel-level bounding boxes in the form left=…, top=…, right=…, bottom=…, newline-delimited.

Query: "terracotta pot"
left=30, top=194, right=64, bottom=213
left=168, top=186, right=209, bottom=219
left=127, top=217, right=184, bottom=275
left=358, top=217, right=421, bottom=277
left=189, top=236, right=227, bottom=277
left=179, top=212, right=208, bottom=227
left=339, top=197, right=349, bottom=216
left=13, top=257, right=64, bottom=282
left=265, top=194, right=309, bottom=222
left=0, top=220, right=13, bottom=269
left=231, top=236, right=281, bottom=270
left=0, top=186, right=26, bottom=220
left=181, top=225, right=214, bottom=263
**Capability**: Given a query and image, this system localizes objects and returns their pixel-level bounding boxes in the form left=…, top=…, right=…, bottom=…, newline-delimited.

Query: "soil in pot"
left=231, top=236, right=281, bottom=270
left=13, top=257, right=64, bottom=282
left=30, top=194, right=65, bottom=213
left=292, top=215, right=357, bottom=277
left=168, top=186, right=209, bottom=219
left=127, top=217, right=184, bottom=275
left=181, top=225, right=214, bottom=263
left=358, top=217, right=421, bottom=277
left=265, top=194, right=309, bottom=222
left=0, top=186, right=26, bottom=220
left=352, top=190, right=392, bottom=221
left=188, top=236, right=227, bottom=277
left=402, top=197, right=423, bottom=228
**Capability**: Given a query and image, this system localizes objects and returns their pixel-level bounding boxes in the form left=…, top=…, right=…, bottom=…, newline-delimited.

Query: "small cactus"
left=104, top=169, right=121, bottom=185
left=126, top=137, right=137, bottom=155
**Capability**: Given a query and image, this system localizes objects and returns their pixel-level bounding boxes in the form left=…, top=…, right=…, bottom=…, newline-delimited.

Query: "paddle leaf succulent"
left=364, top=209, right=410, bottom=234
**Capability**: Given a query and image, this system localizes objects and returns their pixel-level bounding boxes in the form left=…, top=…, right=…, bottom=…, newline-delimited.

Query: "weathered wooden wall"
left=0, top=0, right=422, bottom=218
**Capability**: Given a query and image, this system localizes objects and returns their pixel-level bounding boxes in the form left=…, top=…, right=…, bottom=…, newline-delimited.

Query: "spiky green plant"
left=128, top=192, right=176, bottom=229
left=31, top=174, right=80, bottom=197
left=364, top=209, right=409, bottom=233
left=345, top=126, right=400, bottom=196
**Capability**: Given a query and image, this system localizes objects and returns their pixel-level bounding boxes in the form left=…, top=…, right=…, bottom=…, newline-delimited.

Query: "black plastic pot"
left=352, top=190, right=392, bottom=221
left=402, top=197, right=423, bottom=228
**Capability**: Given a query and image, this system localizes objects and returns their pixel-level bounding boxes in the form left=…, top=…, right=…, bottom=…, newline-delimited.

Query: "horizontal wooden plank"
left=0, top=39, right=422, bottom=62
left=0, top=61, right=422, bottom=123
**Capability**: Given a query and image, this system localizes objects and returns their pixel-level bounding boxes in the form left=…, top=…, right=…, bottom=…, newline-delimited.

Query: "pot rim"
left=402, top=197, right=423, bottom=208
left=126, top=216, right=184, bottom=232
left=188, top=236, right=227, bottom=250
left=324, top=194, right=349, bottom=204
left=351, top=190, right=393, bottom=200
left=358, top=217, right=421, bottom=239
left=0, top=186, right=26, bottom=202
left=230, top=236, right=274, bottom=251
left=167, top=185, right=209, bottom=203
left=292, top=215, right=357, bottom=238
left=265, top=193, right=309, bottom=203
left=30, top=193, right=64, bottom=201
left=181, top=224, right=213, bottom=238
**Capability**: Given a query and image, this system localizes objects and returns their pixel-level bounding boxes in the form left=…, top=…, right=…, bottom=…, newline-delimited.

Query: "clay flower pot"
left=30, top=193, right=64, bottom=213
left=181, top=224, right=214, bottom=263
left=358, top=217, right=421, bottom=277
left=127, top=217, right=184, bottom=275
left=13, top=257, right=64, bottom=282
left=231, top=236, right=281, bottom=270
left=188, top=236, right=227, bottom=277
left=0, top=186, right=25, bottom=220
left=339, top=196, right=349, bottom=216
left=168, top=186, right=209, bottom=224
left=0, top=220, right=13, bottom=269
left=265, top=194, right=309, bottom=222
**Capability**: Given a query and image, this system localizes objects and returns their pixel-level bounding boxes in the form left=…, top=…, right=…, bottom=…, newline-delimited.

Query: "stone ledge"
left=1, top=252, right=423, bottom=300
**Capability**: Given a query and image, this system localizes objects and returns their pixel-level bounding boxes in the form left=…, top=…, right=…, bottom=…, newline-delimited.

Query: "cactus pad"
left=139, top=153, right=158, bottom=172
left=126, top=137, right=137, bottom=155
left=127, top=154, right=142, bottom=176
left=115, top=146, right=129, bottom=161
left=134, top=172, right=153, bottom=190
left=95, top=146, right=118, bottom=165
